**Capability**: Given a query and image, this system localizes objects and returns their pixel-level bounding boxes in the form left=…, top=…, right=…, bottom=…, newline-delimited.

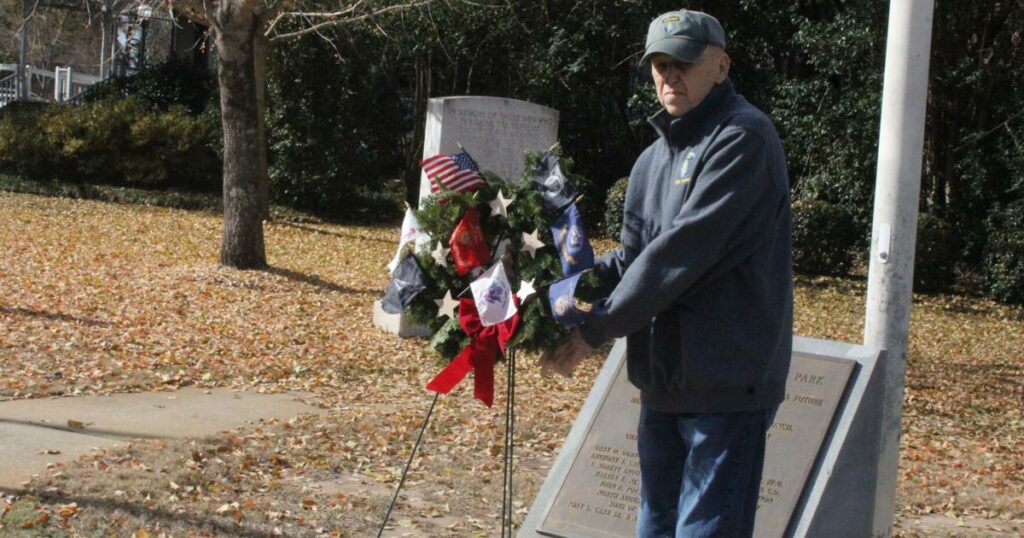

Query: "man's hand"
left=538, top=329, right=594, bottom=378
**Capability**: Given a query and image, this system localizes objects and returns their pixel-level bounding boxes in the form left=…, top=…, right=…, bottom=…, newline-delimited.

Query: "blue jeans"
left=636, top=406, right=775, bottom=538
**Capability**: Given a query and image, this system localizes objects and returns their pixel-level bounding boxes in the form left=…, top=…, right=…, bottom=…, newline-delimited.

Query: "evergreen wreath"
left=402, top=149, right=602, bottom=362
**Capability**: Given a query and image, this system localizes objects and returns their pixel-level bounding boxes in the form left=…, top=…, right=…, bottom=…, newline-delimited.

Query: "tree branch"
left=280, top=0, right=364, bottom=18
left=255, top=0, right=289, bottom=29
left=166, top=0, right=212, bottom=26
left=268, top=0, right=431, bottom=41
left=264, top=0, right=365, bottom=38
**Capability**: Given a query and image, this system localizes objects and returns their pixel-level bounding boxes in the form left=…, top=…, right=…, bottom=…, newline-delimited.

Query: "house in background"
left=1, top=1, right=212, bottom=107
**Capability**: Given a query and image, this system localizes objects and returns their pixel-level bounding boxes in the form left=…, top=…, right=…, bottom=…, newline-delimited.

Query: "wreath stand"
left=377, top=349, right=519, bottom=538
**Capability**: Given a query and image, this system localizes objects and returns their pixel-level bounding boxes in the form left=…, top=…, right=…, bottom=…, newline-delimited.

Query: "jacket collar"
left=649, top=78, right=735, bottom=147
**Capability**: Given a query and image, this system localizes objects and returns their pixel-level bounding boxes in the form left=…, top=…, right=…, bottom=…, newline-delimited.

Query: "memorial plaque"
left=538, top=359, right=642, bottom=536
left=530, top=343, right=855, bottom=538
left=418, top=96, right=560, bottom=200
left=754, top=355, right=855, bottom=536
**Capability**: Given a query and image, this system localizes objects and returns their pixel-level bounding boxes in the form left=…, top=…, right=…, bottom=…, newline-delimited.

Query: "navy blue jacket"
left=579, top=79, right=793, bottom=413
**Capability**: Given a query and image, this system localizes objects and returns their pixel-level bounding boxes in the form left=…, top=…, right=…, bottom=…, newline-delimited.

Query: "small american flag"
left=421, top=151, right=485, bottom=193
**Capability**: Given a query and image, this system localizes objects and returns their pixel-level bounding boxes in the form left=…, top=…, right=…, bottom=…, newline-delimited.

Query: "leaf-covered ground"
left=0, top=192, right=1021, bottom=536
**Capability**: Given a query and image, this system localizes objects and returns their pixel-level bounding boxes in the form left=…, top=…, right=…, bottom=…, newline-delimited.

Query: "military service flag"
left=531, top=152, right=576, bottom=212
left=381, top=253, right=432, bottom=314
left=550, top=202, right=594, bottom=276
left=547, top=272, right=585, bottom=326
left=386, top=208, right=421, bottom=274
left=449, top=207, right=492, bottom=276
left=470, top=262, right=518, bottom=327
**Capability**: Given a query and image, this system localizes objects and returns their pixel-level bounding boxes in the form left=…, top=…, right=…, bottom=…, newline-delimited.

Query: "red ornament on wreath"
left=449, top=207, right=492, bottom=276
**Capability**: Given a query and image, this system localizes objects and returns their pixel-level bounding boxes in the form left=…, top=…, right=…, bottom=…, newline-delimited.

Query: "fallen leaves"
left=0, top=193, right=1021, bottom=535
left=0, top=194, right=396, bottom=403
left=56, top=502, right=78, bottom=519
left=18, top=511, right=48, bottom=528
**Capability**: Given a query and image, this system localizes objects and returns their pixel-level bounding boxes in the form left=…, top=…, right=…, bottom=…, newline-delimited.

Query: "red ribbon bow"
left=426, top=297, right=520, bottom=407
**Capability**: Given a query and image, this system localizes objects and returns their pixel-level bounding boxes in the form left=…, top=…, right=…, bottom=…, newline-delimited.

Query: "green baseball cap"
left=641, top=10, right=726, bottom=65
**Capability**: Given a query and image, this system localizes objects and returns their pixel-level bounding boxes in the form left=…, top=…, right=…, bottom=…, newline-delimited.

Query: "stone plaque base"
left=520, top=336, right=884, bottom=538
left=371, top=300, right=431, bottom=339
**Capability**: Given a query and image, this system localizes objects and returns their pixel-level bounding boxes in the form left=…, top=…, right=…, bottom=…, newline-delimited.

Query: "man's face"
left=650, top=47, right=730, bottom=117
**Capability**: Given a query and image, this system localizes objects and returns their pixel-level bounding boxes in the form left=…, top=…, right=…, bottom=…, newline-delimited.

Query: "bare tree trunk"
left=168, top=0, right=431, bottom=265
left=216, top=0, right=266, bottom=269
left=402, top=53, right=430, bottom=208
left=254, top=31, right=270, bottom=220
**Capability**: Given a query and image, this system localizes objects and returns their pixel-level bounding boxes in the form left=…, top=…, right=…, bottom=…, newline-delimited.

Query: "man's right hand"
left=538, top=329, right=594, bottom=378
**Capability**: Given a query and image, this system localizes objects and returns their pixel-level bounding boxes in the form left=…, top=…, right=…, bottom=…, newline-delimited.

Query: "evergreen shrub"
left=604, top=177, right=629, bottom=240
left=78, top=59, right=216, bottom=114
left=266, top=37, right=405, bottom=223
left=0, top=102, right=58, bottom=178
left=44, top=98, right=140, bottom=183
left=0, top=97, right=219, bottom=191
left=914, top=213, right=958, bottom=293
left=792, top=199, right=861, bottom=276
left=983, top=202, right=1024, bottom=305
left=123, top=103, right=220, bottom=191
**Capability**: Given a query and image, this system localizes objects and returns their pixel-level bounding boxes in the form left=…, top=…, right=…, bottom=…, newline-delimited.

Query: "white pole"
left=864, top=0, right=934, bottom=536
left=17, top=0, right=29, bottom=100
left=100, top=9, right=107, bottom=79
left=111, top=15, right=118, bottom=78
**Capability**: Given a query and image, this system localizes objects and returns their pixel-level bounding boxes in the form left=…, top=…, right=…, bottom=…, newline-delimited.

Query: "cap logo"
left=661, top=15, right=681, bottom=34
left=643, top=10, right=726, bottom=64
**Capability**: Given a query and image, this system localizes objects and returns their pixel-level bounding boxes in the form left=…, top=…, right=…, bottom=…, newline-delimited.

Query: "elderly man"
left=541, top=9, right=793, bottom=538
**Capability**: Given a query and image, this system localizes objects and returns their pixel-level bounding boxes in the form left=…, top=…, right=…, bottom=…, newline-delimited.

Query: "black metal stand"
left=377, top=350, right=518, bottom=537
left=376, top=392, right=439, bottom=538
left=501, top=348, right=517, bottom=537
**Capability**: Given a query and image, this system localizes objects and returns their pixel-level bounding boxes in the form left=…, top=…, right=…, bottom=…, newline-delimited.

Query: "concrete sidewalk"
left=0, top=388, right=321, bottom=488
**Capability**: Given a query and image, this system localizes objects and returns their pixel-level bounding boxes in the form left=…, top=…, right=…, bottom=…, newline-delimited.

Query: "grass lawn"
left=0, top=192, right=1021, bottom=536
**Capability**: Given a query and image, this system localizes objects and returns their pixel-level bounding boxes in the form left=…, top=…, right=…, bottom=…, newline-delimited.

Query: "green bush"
left=983, top=202, right=1024, bottom=305
left=0, top=97, right=219, bottom=191
left=259, top=0, right=1023, bottom=236
left=604, top=177, right=629, bottom=240
left=0, top=102, right=59, bottom=178
left=914, top=213, right=958, bottom=293
left=984, top=232, right=1024, bottom=305
left=78, top=59, right=216, bottom=115
left=791, top=199, right=862, bottom=276
left=267, top=35, right=405, bottom=222
left=43, top=99, right=140, bottom=183
left=124, top=104, right=220, bottom=191
left=0, top=173, right=222, bottom=211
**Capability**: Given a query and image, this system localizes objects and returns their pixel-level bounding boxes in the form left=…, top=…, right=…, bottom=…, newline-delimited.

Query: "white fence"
left=0, top=64, right=102, bottom=108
